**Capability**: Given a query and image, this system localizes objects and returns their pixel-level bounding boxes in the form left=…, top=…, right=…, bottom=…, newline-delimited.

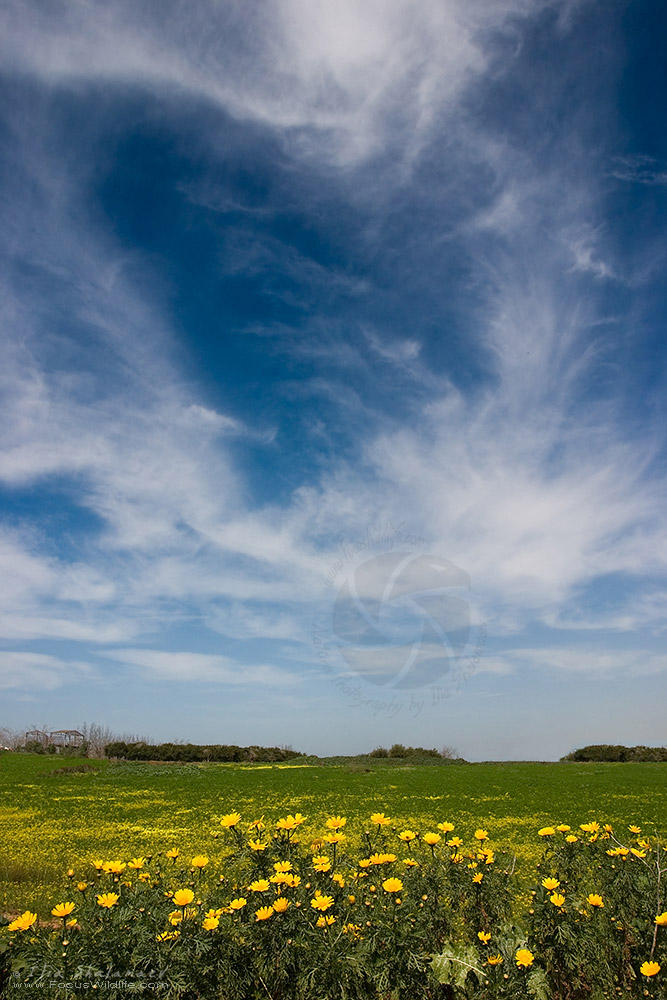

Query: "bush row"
left=562, top=744, right=667, bottom=762
left=103, top=742, right=305, bottom=763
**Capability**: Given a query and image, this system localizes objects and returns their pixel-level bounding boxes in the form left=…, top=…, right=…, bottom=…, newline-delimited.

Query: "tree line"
left=562, top=744, right=667, bottom=762
left=103, top=741, right=304, bottom=762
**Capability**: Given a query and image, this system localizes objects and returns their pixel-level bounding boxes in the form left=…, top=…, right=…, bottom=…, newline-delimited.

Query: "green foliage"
left=563, top=744, right=667, bottom=762
left=104, top=741, right=306, bottom=763
left=3, top=815, right=666, bottom=999
left=4, top=754, right=667, bottom=918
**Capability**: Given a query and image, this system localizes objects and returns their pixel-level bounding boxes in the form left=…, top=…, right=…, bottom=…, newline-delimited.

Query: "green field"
left=2, top=753, right=667, bottom=916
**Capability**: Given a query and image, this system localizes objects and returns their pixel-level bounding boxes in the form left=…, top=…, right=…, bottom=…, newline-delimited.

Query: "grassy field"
left=2, top=753, right=667, bottom=916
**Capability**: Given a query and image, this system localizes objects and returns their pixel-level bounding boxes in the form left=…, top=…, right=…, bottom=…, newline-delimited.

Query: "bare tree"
left=0, top=726, right=23, bottom=749
left=80, top=722, right=149, bottom=757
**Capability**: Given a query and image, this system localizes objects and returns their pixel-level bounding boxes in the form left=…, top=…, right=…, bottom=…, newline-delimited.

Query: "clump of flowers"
left=2, top=813, right=665, bottom=1000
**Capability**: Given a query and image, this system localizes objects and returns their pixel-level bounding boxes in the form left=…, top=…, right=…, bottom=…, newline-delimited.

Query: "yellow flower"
left=370, top=812, right=391, bottom=826
left=580, top=822, right=600, bottom=833
left=248, top=840, right=268, bottom=851
left=206, top=908, right=225, bottom=919
left=316, top=915, right=336, bottom=927
left=450, top=853, right=464, bottom=864
left=273, top=897, right=290, bottom=913
left=8, top=911, right=38, bottom=932
left=654, top=912, right=667, bottom=926
left=168, top=910, right=183, bottom=925
left=102, top=861, right=126, bottom=874
left=91, top=859, right=106, bottom=870
left=138, top=873, right=151, bottom=882
left=629, top=825, right=641, bottom=834
left=173, top=889, right=195, bottom=907
left=403, top=858, right=418, bottom=867
left=586, top=894, right=604, bottom=908
left=541, top=878, right=560, bottom=891
left=283, top=874, right=301, bottom=888
left=399, top=830, right=417, bottom=842
left=166, top=848, right=180, bottom=859
left=96, top=893, right=120, bottom=909
left=202, top=916, right=219, bottom=930
left=323, top=832, right=345, bottom=844
left=472, top=873, right=483, bottom=884
left=77, top=882, right=88, bottom=892
left=487, top=955, right=503, bottom=966
left=630, top=848, right=647, bottom=858
left=255, top=906, right=274, bottom=921
left=156, top=930, right=179, bottom=941
left=52, top=902, right=75, bottom=918
left=556, top=824, right=571, bottom=833
left=515, top=949, right=534, bottom=968
left=474, top=830, right=489, bottom=841
left=228, top=898, right=247, bottom=910
left=248, top=879, right=270, bottom=892
left=313, top=855, right=331, bottom=871
left=423, top=832, right=441, bottom=846
left=332, top=873, right=345, bottom=887
left=438, top=821, right=455, bottom=833
left=220, top=812, right=241, bottom=828
left=311, top=895, right=335, bottom=912
left=477, top=931, right=491, bottom=944
left=127, top=858, right=145, bottom=869
left=565, top=835, right=578, bottom=843
left=550, top=893, right=565, bottom=907
left=325, top=816, right=347, bottom=829
left=448, top=836, right=463, bottom=847
left=191, top=855, right=209, bottom=869
left=538, top=827, right=555, bottom=836
left=273, top=861, right=293, bottom=872
left=382, top=878, right=403, bottom=893
left=640, top=961, right=661, bottom=977
left=276, top=813, right=306, bottom=830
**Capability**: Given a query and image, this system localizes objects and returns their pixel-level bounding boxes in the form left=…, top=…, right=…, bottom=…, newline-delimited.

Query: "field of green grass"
left=2, top=753, right=667, bottom=916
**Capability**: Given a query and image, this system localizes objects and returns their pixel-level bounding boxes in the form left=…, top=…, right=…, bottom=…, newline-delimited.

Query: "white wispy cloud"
left=0, top=652, right=93, bottom=690
left=0, top=0, right=560, bottom=168
left=102, top=648, right=299, bottom=686
left=0, top=0, right=665, bottom=723
left=487, top=647, right=667, bottom=677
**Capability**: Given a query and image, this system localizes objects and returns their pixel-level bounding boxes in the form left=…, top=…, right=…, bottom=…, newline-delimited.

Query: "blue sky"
left=0, top=0, right=666, bottom=760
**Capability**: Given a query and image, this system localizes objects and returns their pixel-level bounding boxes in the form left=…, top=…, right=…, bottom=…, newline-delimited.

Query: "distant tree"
left=80, top=722, right=148, bottom=758
left=562, top=744, right=667, bottom=763
left=369, top=746, right=389, bottom=758
left=0, top=727, right=23, bottom=750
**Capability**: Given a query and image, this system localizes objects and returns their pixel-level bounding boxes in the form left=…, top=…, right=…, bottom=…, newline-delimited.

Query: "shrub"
left=2, top=814, right=665, bottom=999
left=563, top=744, right=667, bottom=763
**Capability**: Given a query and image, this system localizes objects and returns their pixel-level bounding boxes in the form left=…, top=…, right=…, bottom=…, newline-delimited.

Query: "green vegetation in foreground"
left=2, top=753, right=667, bottom=914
